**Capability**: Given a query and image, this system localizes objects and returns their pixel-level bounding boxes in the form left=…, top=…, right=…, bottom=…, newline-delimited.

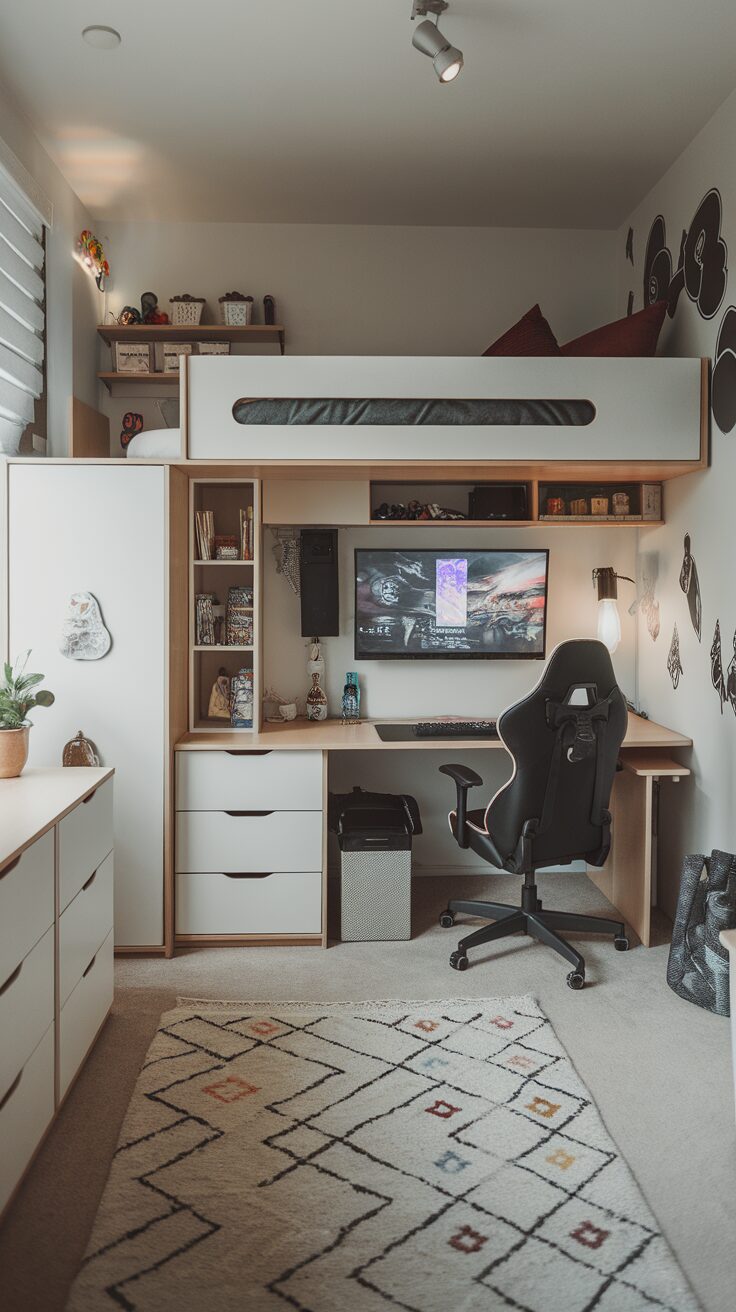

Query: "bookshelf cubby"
left=189, top=479, right=261, bottom=733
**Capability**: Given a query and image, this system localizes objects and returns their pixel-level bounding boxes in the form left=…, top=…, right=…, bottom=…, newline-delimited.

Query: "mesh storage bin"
left=667, top=849, right=736, bottom=1015
left=219, top=294, right=254, bottom=326
left=169, top=295, right=205, bottom=326
left=330, top=787, right=421, bottom=943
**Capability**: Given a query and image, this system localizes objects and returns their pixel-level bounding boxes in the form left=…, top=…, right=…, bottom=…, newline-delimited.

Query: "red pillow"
left=561, top=301, right=667, bottom=357
left=483, top=304, right=560, bottom=356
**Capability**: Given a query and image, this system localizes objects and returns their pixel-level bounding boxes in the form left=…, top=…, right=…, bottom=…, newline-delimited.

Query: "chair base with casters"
left=438, top=639, right=632, bottom=991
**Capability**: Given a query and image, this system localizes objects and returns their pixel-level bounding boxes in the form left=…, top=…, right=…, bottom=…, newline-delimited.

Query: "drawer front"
left=0, top=1021, right=54, bottom=1215
left=58, top=779, right=114, bottom=912
left=176, top=872, right=322, bottom=935
left=59, top=930, right=114, bottom=1100
left=176, top=809, right=322, bottom=874
left=176, top=750, right=323, bottom=812
left=59, top=852, right=114, bottom=1007
left=0, top=830, right=54, bottom=979
left=0, top=926, right=54, bottom=1096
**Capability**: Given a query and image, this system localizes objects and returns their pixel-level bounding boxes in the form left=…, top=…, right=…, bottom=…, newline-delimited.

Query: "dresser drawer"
left=59, top=852, right=114, bottom=1007
left=58, top=779, right=114, bottom=913
left=0, top=926, right=54, bottom=1097
left=0, top=830, right=54, bottom=980
left=176, top=809, right=322, bottom=874
left=176, top=872, right=322, bottom=935
left=59, top=930, right=114, bottom=1100
left=176, top=750, right=323, bottom=812
left=0, top=1021, right=54, bottom=1215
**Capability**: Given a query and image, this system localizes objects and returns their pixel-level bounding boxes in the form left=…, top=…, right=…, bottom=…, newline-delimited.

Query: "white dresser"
left=0, top=767, right=114, bottom=1218
left=175, top=750, right=324, bottom=942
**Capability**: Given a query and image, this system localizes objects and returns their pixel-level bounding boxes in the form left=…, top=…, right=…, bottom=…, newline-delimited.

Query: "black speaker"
left=468, top=483, right=528, bottom=520
left=300, top=530, right=339, bottom=636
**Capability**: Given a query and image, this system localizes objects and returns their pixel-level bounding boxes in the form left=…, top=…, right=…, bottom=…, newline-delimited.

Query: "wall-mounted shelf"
left=98, top=371, right=181, bottom=392
left=97, top=323, right=285, bottom=394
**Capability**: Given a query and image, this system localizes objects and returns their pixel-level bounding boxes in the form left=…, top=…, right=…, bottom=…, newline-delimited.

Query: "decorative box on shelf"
left=169, top=294, right=205, bottom=326
left=219, top=292, right=254, bottom=327
left=114, top=341, right=151, bottom=374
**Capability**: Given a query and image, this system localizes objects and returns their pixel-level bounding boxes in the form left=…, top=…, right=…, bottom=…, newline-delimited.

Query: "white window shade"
left=0, top=169, right=45, bottom=454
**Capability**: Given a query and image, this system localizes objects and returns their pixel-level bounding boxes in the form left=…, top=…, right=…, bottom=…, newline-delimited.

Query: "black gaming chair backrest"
left=487, top=639, right=628, bottom=870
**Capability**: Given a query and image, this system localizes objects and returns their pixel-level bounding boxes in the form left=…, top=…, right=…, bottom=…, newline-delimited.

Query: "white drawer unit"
left=0, top=1022, right=55, bottom=1215
left=59, top=930, right=114, bottom=1100
left=58, top=778, right=114, bottom=913
left=176, top=809, right=323, bottom=874
left=176, top=872, right=323, bottom=936
left=176, top=749, right=323, bottom=812
left=0, top=829, right=54, bottom=979
left=0, top=926, right=54, bottom=1096
left=59, top=853, right=114, bottom=1008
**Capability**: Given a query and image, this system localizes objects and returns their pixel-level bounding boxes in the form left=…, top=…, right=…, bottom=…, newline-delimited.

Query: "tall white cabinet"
left=7, top=463, right=167, bottom=948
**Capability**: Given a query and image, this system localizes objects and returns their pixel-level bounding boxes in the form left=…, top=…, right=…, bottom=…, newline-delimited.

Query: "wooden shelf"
left=194, top=558, right=254, bottom=566
left=193, top=645, right=253, bottom=652
left=97, top=323, right=285, bottom=348
left=368, top=518, right=661, bottom=528
left=98, top=371, right=181, bottom=392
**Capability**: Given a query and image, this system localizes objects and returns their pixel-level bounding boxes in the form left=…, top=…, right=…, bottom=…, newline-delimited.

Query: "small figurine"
left=62, top=730, right=101, bottom=767
left=208, top=669, right=231, bottom=720
left=120, top=411, right=144, bottom=451
left=140, top=291, right=169, bottom=325
left=306, top=671, right=328, bottom=721
left=117, top=305, right=142, bottom=326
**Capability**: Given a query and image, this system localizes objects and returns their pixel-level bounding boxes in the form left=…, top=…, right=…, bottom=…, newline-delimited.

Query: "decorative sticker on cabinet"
left=644, top=188, right=728, bottom=321
left=711, top=620, right=727, bottom=713
left=679, top=533, right=702, bottom=641
left=639, top=552, right=661, bottom=642
left=667, top=624, right=683, bottom=689
left=727, top=628, right=736, bottom=717
left=712, top=305, right=736, bottom=435
left=59, top=592, right=112, bottom=660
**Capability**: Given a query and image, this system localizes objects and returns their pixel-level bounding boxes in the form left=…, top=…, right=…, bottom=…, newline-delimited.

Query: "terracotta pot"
left=0, top=726, right=30, bottom=779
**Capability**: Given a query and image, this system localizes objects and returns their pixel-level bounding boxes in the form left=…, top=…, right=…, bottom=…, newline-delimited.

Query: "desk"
left=175, top=712, right=690, bottom=947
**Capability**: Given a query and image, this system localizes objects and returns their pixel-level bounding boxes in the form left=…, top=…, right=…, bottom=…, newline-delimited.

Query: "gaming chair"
left=439, top=639, right=630, bottom=989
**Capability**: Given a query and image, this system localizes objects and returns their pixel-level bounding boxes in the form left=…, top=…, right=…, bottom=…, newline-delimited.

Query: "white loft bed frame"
left=182, top=355, right=707, bottom=465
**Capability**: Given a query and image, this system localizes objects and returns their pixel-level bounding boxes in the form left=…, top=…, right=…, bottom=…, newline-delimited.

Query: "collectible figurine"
left=140, top=291, right=169, bottom=325
left=120, top=412, right=144, bottom=451
left=117, top=306, right=142, bottom=326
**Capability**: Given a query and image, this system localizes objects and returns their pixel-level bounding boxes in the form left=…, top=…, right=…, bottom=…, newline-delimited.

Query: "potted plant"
left=0, top=652, right=55, bottom=779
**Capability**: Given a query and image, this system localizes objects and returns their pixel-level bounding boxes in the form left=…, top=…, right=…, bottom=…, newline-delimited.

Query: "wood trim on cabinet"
left=174, top=934, right=323, bottom=947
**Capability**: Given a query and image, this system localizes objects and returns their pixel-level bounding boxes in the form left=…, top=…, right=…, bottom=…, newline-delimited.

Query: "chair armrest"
left=439, top=763, right=483, bottom=849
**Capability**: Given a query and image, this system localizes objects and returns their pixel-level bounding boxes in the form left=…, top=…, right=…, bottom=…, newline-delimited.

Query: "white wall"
left=619, top=87, right=736, bottom=916
left=0, top=78, right=99, bottom=455
left=97, top=219, right=615, bottom=451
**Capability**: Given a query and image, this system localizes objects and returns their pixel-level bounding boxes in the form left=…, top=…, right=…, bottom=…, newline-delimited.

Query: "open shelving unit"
left=368, top=479, right=663, bottom=527
left=189, top=478, right=261, bottom=733
left=97, top=323, right=285, bottom=393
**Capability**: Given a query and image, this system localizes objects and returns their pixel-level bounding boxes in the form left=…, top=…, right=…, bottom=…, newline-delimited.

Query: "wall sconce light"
left=592, top=567, right=635, bottom=654
left=76, top=229, right=110, bottom=291
left=411, top=0, right=464, bottom=83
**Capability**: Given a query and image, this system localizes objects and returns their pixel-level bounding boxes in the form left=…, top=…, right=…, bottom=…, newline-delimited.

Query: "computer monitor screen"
left=354, top=548, right=549, bottom=659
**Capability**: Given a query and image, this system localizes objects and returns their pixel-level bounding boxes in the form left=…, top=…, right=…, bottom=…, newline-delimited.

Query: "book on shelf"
left=239, top=505, right=254, bottom=561
left=226, top=585, right=254, bottom=646
left=195, top=594, right=216, bottom=645
left=195, top=510, right=215, bottom=560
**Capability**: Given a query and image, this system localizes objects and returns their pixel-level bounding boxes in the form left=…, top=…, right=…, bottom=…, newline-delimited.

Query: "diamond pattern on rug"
left=65, top=998, right=699, bottom=1312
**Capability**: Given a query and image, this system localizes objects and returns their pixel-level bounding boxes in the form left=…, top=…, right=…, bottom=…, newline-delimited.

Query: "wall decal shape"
left=643, top=189, right=728, bottom=321
left=727, top=629, right=736, bottom=717
left=711, top=619, right=726, bottom=712
left=712, top=305, right=736, bottom=434
left=626, top=291, right=634, bottom=317
left=625, top=228, right=634, bottom=264
left=678, top=533, right=702, bottom=640
left=667, top=624, right=683, bottom=689
left=59, top=592, right=111, bottom=660
left=639, top=552, right=661, bottom=642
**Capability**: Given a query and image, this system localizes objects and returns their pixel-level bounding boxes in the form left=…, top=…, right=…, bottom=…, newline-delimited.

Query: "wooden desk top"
left=176, top=711, right=692, bottom=753
left=0, top=767, right=114, bottom=869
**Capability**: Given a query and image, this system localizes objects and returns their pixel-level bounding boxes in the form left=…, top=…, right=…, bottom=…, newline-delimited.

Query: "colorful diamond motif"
left=547, top=1149, right=576, bottom=1171
left=489, top=1016, right=514, bottom=1030
left=571, top=1221, right=610, bottom=1250
left=425, top=1099, right=461, bottom=1119
left=435, top=1150, right=471, bottom=1175
left=449, top=1225, right=488, bottom=1254
left=414, top=1019, right=439, bottom=1033
left=203, top=1076, right=261, bottom=1103
left=525, top=1095, right=561, bottom=1119
left=248, top=1020, right=281, bottom=1037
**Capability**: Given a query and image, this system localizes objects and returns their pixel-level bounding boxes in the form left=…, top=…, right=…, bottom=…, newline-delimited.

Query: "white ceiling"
left=2, top=0, right=736, bottom=228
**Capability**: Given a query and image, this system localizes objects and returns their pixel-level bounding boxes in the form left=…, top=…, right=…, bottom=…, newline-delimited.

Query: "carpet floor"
left=1, top=873, right=734, bottom=1312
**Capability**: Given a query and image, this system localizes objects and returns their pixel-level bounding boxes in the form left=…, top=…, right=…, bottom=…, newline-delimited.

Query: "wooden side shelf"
left=97, top=323, right=285, bottom=393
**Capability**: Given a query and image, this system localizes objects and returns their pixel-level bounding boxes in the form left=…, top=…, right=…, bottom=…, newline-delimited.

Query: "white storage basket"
left=219, top=295, right=254, bottom=327
left=169, top=296, right=205, bottom=326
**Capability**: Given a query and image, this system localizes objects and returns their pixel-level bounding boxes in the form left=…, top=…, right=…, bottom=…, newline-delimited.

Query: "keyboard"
left=413, top=719, right=498, bottom=739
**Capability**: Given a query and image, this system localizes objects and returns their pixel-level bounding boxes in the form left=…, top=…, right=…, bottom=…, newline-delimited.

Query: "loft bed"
left=181, top=355, right=708, bottom=474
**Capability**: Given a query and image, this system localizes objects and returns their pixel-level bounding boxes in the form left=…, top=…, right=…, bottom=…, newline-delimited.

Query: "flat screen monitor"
left=354, top=548, right=549, bottom=660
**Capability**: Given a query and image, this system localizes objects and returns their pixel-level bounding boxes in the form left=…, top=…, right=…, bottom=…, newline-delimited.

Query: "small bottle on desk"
left=341, top=672, right=360, bottom=724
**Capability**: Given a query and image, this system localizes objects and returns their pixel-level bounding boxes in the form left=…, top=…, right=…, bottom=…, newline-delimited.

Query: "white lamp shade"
left=597, top=598, right=622, bottom=653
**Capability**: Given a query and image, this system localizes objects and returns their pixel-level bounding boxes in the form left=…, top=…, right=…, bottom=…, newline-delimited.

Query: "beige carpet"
left=1, top=874, right=735, bottom=1312
left=67, top=996, right=698, bottom=1311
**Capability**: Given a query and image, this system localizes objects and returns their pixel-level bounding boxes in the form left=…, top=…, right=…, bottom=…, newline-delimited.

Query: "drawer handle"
left=225, top=750, right=272, bottom=756
left=82, top=787, right=101, bottom=804
left=225, top=810, right=274, bottom=818
left=82, top=868, right=98, bottom=892
left=0, top=854, right=21, bottom=879
left=223, top=872, right=273, bottom=880
left=83, top=952, right=97, bottom=979
left=0, top=1068, right=22, bottom=1112
left=0, top=960, right=22, bottom=997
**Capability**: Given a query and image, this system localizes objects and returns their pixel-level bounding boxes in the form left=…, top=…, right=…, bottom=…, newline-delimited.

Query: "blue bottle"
left=341, top=671, right=360, bottom=723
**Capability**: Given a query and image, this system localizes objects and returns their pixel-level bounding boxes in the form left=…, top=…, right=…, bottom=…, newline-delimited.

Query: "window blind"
left=0, top=168, right=45, bottom=453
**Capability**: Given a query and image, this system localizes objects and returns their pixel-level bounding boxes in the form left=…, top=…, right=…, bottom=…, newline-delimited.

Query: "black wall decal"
left=626, top=291, right=634, bottom=317
left=639, top=552, right=660, bottom=642
left=667, top=623, right=683, bottom=689
left=727, top=629, right=736, bottom=716
left=712, top=305, right=736, bottom=434
left=625, top=228, right=634, bottom=264
left=711, top=619, right=726, bottom=712
left=643, top=189, right=728, bottom=321
left=678, top=533, right=702, bottom=640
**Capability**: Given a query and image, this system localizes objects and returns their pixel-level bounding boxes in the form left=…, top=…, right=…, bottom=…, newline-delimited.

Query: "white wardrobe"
left=7, top=463, right=167, bottom=948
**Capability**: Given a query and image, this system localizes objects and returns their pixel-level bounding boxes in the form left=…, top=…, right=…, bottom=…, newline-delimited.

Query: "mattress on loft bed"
left=231, top=397, right=595, bottom=426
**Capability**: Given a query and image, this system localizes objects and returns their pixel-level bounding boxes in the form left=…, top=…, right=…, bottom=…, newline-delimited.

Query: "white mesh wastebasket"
left=341, top=847, right=412, bottom=942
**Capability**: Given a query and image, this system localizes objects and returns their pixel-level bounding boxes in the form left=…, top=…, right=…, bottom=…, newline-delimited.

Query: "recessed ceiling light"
left=82, top=25, right=122, bottom=50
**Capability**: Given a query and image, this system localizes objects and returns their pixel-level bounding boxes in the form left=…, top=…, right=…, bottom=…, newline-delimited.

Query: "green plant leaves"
left=0, top=652, right=54, bottom=729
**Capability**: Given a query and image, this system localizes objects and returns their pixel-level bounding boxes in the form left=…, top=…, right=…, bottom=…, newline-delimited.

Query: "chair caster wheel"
left=566, top=970, right=585, bottom=990
left=450, top=952, right=469, bottom=971
left=439, top=911, right=455, bottom=929
left=614, top=935, right=629, bottom=952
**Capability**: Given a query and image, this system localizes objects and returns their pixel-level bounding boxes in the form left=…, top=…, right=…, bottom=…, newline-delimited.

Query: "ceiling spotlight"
left=82, top=25, right=122, bottom=50
left=411, top=1, right=464, bottom=83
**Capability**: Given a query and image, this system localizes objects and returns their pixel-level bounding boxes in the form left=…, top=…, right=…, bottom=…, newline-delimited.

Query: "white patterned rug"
left=67, top=997, right=698, bottom=1312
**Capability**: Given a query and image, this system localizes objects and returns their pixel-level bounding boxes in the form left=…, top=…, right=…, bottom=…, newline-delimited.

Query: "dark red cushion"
left=483, top=304, right=560, bottom=356
left=561, top=301, right=667, bottom=357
